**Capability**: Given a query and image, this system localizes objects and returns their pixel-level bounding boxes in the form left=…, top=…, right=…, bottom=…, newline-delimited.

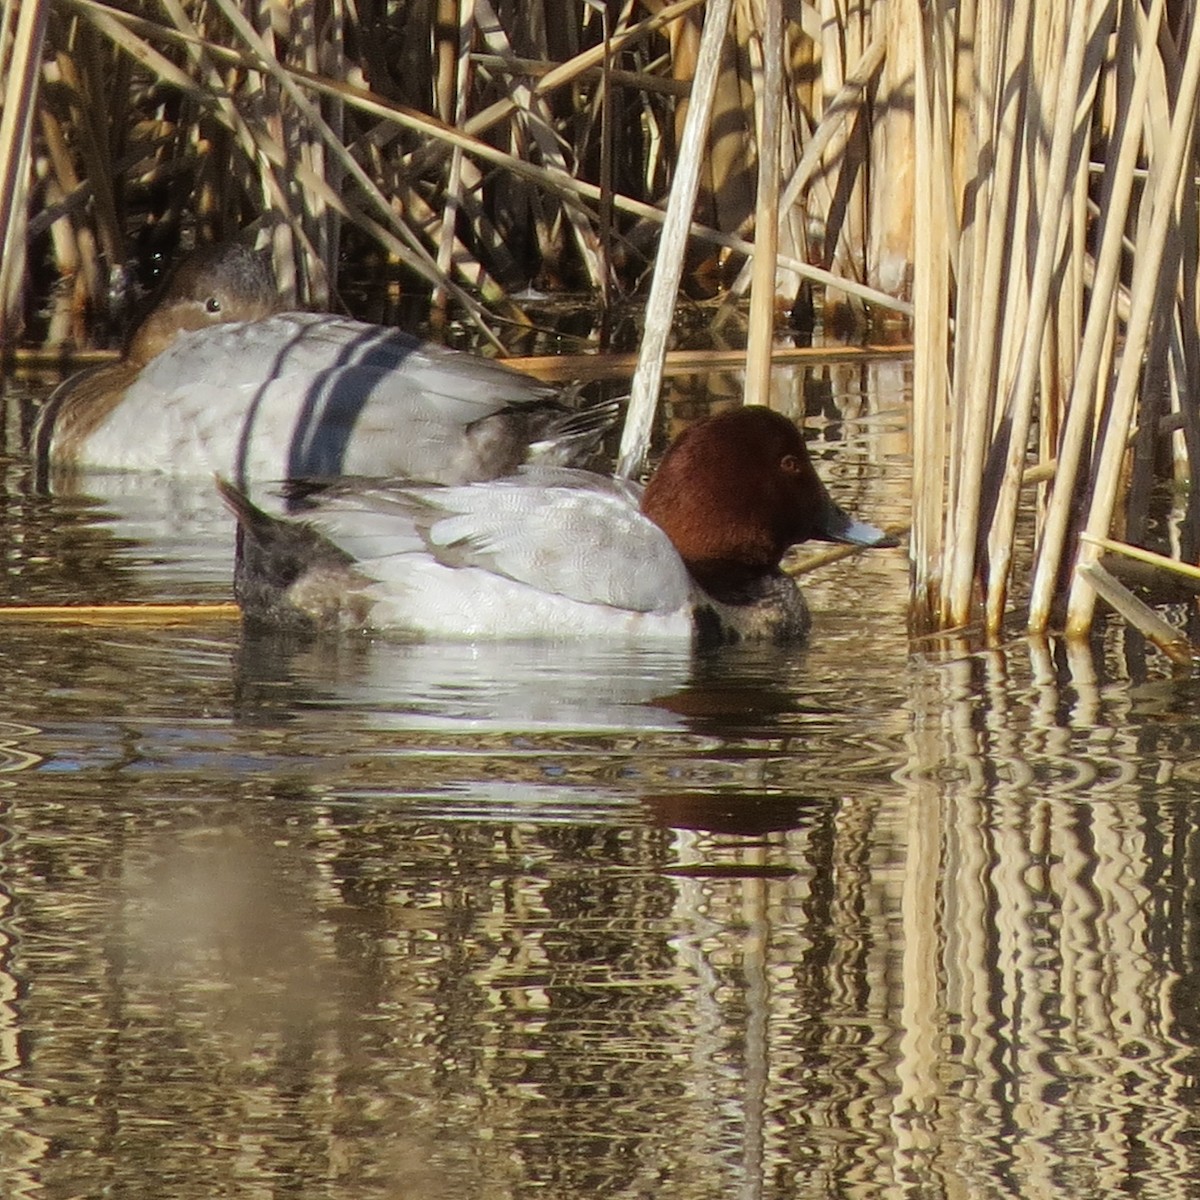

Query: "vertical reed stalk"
left=909, top=0, right=954, bottom=624
left=743, top=0, right=782, bottom=409
left=1065, top=13, right=1200, bottom=634
left=0, top=0, right=50, bottom=338
left=1027, top=0, right=1166, bottom=633
left=866, top=6, right=913, bottom=298
left=940, top=0, right=1028, bottom=627
left=476, top=0, right=606, bottom=291
left=910, top=0, right=1200, bottom=642
left=720, top=31, right=885, bottom=313
left=617, top=0, right=734, bottom=479
left=594, top=0, right=614, bottom=324
left=432, top=0, right=475, bottom=325
left=982, top=0, right=1104, bottom=636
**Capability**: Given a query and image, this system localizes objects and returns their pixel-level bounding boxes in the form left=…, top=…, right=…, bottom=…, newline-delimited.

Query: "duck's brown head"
left=641, top=406, right=896, bottom=597
left=125, top=241, right=281, bottom=366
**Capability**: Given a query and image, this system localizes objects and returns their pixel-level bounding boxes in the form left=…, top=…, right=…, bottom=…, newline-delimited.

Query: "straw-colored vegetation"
left=912, top=0, right=1200, bottom=643
left=2, top=0, right=911, bottom=343
left=2, top=1, right=1200, bottom=643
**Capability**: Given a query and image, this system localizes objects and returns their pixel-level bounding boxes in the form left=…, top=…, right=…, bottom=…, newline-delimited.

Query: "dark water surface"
left=2, top=363, right=1199, bottom=1199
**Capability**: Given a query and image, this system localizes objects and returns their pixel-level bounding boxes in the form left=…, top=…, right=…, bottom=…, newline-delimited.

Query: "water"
left=2, top=362, right=1199, bottom=1198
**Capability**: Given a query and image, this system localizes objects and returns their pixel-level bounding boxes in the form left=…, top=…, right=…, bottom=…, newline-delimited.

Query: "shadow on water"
left=3, top=365, right=1200, bottom=1197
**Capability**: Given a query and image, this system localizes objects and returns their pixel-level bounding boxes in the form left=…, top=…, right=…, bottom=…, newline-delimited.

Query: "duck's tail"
left=525, top=393, right=621, bottom=469
left=215, top=477, right=369, bottom=631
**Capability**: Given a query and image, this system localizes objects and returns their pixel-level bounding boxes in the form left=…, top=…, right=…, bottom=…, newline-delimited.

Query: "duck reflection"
left=0, top=464, right=162, bottom=604
left=652, top=641, right=817, bottom=732
left=643, top=789, right=824, bottom=836
left=229, top=623, right=879, bottom=744
left=231, top=627, right=696, bottom=732
left=50, top=470, right=245, bottom=587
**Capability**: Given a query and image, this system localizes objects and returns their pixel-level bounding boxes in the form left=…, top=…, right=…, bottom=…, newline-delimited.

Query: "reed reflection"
left=1, top=462, right=1199, bottom=1197
left=897, top=631, right=1200, bottom=1197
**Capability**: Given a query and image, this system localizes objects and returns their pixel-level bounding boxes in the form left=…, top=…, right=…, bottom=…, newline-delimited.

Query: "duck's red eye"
left=780, top=453, right=801, bottom=473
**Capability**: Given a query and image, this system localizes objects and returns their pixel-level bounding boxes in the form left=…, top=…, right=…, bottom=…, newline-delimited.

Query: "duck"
left=34, top=239, right=614, bottom=488
left=216, top=406, right=898, bottom=645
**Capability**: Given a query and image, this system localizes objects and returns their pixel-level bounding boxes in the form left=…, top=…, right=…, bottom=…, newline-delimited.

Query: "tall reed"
left=8, top=0, right=913, bottom=351
left=0, top=0, right=50, bottom=339
left=911, top=0, right=1200, bottom=639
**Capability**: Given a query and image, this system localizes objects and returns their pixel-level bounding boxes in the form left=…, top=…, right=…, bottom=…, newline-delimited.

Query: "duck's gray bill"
left=821, top=501, right=899, bottom=548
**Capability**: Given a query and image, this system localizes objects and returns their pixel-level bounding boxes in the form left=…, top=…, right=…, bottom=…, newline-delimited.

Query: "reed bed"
left=912, top=0, right=1200, bottom=641
left=5, top=2, right=1199, bottom=639
left=5, top=0, right=912, bottom=352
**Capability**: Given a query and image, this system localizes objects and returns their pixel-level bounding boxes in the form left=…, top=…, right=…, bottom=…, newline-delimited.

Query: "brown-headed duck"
left=216, top=406, right=897, bottom=644
left=35, top=240, right=613, bottom=486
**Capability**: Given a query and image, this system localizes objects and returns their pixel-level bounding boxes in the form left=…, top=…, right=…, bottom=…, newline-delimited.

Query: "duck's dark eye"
left=780, top=454, right=801, bottom=473
left=204, top=296, right=222, bottom=314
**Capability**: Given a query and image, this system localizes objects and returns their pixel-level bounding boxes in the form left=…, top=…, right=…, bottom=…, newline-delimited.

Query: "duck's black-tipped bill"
left=818, top=498, right=900, bottom=548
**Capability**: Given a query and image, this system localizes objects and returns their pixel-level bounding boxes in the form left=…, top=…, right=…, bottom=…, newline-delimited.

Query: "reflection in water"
left=3, top=366, right=1200, bottom=1196
left=234, top=631, right=696, bottom=732
left=0, top=625, right=1197, bottom=1197
left=898, top=635, right=1200, bottom=1198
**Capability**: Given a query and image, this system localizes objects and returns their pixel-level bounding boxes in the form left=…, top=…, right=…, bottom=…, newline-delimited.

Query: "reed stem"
left=616, top=0, right=733, bottom=479
left=1065, top=8, right=1200, bottom=636
left=982, top=0, right=1104, bottom=636
left=1028, top=0, right=1167, bottom=633
left=0, top=0, right=50, bottom=337
left=742, top=0, right=783, bottom=409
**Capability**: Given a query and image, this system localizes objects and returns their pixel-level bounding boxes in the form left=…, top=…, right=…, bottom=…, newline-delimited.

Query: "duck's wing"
left=312, top=473, right=693, bottom=615
left=132, top=314, right=610, bottom=481
left=141, top=312, right=549, bottom=409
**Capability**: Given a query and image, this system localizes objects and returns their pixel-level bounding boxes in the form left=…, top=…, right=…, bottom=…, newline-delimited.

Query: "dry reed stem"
left=472, top=0, right=605, bottom=290
left=1065, top=10, right=1200, bottom=636
left=396, top=42, right=912, bottom=318
left=817, top=0, right=859, bottom=309
left=83, top=0, right=322, bottom=288
left=695, top=7, right=752, bottom=241
left=56, top=34, right=122, bottom=275
left=470, top=53, right=690, bottom=98
left=210, top=0, right=499, bottom=333
left=719, top=30, right=886, bottom=312
left=432, top=0, right=475, bottom=320
left=914, top=0, right=1200, bottom=641
left=1081, top=533, right=1200, bottom=585
left=52, top=0, right=914, bottom=326
left=865, top=4, right=915, bottom=296
left=742, top=0, right=783, bottom=409
left=908, top=0, right=953, bottom=622
left=788, top=526, right=911, bottom=577
left=1168, top=42, right=1200, bottom=565
left=405, top=0, right=707, bottom=174
left=64, top=0, right=500, bottom=325
left=0, top=0, right=50, bottom=336
left=594, top=0, right=615, bottom=319
left=1075, top=561, right=1194, bottom=667
left=981, top=0, right=1105, bottom=636
left=0, top=603, right=241, bottom=625
left=617, top=0, right=734, bottom=480
left=940, top=0, right=1032, bottom=626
